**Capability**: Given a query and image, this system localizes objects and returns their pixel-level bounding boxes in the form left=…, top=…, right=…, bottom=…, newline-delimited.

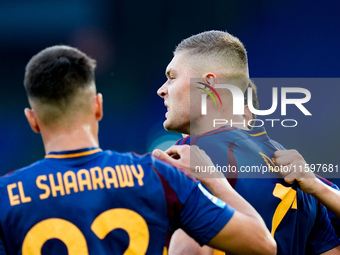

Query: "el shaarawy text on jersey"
left=177, top=126, right=340, bottom=255
left=0, top=147, right=234, bottom=254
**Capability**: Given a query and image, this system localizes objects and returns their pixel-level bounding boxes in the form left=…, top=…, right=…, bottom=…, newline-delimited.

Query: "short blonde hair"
left=175, top=31, right=259, bottom=120
left=174, top=30, right=249, bottom=78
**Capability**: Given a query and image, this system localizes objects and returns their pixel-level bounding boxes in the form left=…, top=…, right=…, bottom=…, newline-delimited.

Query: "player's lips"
left=164, top=102, right=169, bottom=118
left=164, top=102, right=169, bottom=111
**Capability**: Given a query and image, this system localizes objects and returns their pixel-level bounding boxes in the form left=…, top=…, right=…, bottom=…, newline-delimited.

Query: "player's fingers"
left=275, top=164, right=292, bottom=178
left=275, top=154, right=304, bottom=168
left=274, top=149, right=301, bottom=159
left=165, top=145, right=190, bottom=157
left=152, top=149, right=177, bottom=165
left=283, top=176, right=296, bottom=185
left=164, top=145, right=180, bottom=155
left=275, top=155, right=293, bottom=166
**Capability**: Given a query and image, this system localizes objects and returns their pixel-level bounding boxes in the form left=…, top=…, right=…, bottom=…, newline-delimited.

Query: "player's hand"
left=274, top=150, right=318, bottom=194
left=152, top=145, right=225, bottom=180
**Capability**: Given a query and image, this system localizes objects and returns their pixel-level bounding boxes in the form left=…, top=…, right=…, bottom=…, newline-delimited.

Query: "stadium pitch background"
left=0, top=0, right=339, bottom=186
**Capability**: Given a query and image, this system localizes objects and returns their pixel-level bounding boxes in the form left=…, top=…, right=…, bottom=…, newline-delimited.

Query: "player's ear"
left=95, top=93, right=103, bottom=121
left=24, top=108, right=40, bottom=133
left=204, top=73, right=218, bottom=88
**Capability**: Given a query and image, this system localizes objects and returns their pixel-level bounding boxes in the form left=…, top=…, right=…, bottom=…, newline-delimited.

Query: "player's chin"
left=164, top=119, right=185, bottom=133
left=163, top=118, right=172, bottom=130
left=163, top=118, right=176, bottom=130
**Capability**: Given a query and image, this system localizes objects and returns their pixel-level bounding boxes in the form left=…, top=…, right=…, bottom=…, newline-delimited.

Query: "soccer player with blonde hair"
left=156, top=30, right=340, bottom=254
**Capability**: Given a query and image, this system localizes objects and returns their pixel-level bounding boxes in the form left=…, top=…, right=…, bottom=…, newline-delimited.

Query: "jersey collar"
left=246, top=126, right=270, bottom=140
left=45, top=147, right=102, bottom=159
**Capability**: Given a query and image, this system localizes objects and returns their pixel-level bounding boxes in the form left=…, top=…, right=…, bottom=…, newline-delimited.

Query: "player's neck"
left=41, top=123, right=99, bottom=154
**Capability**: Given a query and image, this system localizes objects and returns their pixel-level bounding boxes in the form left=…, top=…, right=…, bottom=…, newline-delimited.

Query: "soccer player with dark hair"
left=156, top=30, right=340, bottom=254
left=0, top=45, right=276, bottom=254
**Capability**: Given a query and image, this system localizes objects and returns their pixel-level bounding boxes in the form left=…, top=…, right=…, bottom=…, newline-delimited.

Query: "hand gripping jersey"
left=177, top=126, right=340, bottom=255
left=0, top=148, right=234, bottom=254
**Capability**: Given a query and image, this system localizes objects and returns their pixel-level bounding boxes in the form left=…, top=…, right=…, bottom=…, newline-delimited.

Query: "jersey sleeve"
left=305, top=204, right=340, bottom=254
left=179, top=182, right=235, bottom=246
left=152, top=157, right=235, bottom=246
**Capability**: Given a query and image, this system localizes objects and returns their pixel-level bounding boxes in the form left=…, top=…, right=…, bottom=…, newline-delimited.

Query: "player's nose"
left=157, top=82, right=168, bottom=98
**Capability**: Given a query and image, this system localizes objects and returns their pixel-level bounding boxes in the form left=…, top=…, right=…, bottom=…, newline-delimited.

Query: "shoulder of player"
left=103, top=150, right=164, bottom=166
left=0, top=159, right=43, bottom=181
left=0, top=160, right=45, bottom=199
left=103, top=150, right=192, bottom=180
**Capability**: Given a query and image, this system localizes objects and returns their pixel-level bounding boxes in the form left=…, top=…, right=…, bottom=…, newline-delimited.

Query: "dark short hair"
left=24, top=45, right=96, bottom=103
